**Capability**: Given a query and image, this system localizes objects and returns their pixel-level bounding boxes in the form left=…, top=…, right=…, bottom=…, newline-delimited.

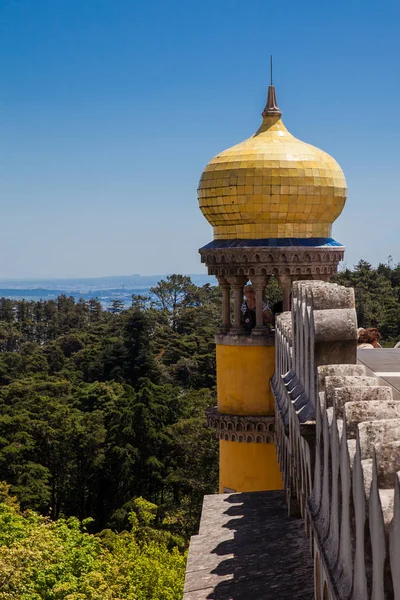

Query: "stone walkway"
left=358, top=348, right=400, bottom=398
left=183, top=491, right=314, bottom=600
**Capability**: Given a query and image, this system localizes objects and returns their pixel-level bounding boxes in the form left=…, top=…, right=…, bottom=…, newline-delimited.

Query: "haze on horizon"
left=1, top=0, right=399, bottom=279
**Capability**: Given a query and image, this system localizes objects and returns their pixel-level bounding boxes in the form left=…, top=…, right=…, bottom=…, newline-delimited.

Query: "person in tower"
left=241, top=284, right=274, bottom=333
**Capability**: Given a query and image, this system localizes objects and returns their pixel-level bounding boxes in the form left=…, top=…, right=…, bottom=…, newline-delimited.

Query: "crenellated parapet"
left=272, top=280, right=358, bottom=518
left=310, top=364, right=400, bottom=600
left=272, top=279, right=400, bottom=599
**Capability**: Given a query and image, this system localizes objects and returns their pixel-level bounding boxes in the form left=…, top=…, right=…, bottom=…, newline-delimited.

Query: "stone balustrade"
left=272, top=279, right=400, bottom=600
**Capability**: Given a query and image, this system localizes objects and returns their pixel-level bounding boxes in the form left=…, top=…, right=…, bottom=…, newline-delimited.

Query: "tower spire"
left=262, top=55, right=282, bottom=118
left=270, top=54, right=273, bottom=86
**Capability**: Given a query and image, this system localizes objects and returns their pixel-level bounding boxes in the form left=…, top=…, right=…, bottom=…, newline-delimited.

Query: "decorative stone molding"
left=206, top=407, right=275, bottom=443
left=214, top=333, right=275, bottom=347
left=199, top=245, right=344, bottom=279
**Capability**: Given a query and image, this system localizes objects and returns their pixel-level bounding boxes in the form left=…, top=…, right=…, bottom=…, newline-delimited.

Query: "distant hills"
left=0, top=274, right=217, bottom=306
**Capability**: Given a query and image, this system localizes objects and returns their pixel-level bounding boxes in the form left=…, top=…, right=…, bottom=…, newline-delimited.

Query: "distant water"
left=0, top=274, right=217, bottom=307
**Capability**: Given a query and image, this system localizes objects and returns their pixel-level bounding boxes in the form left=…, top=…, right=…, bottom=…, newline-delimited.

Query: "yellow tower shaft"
left=216, top=340, right=283, bottom=493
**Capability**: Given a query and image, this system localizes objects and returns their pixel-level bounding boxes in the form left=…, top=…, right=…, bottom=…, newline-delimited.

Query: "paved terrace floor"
left=357, top=348, right=400, bottom=399
left=183, top=491, right=314, bottom=600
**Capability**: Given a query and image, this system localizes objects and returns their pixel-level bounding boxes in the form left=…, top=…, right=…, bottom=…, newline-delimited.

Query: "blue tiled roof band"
left=200, top=238, right=344, bottom=250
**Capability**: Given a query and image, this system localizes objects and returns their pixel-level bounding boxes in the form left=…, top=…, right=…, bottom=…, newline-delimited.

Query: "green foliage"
left=0, top=484, right=185, bottom=599
left=0, top=277, right=222, bottom=596
left=150, top=274, right=196, bottom=331
left=0, top=278, right=219, bottom=534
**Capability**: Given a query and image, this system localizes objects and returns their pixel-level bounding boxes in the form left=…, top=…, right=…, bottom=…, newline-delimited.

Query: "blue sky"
left=0, top=0, right=399, bottom=278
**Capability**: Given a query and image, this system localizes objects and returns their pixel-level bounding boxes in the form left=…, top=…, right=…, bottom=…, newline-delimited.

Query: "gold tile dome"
left=198, top=86, right=347, bottom=239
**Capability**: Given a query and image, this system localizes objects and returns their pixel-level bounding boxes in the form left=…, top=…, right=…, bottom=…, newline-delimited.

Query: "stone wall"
left=272, top=280, right=400, bottom=600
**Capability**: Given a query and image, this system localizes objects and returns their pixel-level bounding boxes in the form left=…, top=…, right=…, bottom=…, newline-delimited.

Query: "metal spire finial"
left=262, top=55, right=282, bottom=118
left=270, top=55, right=273, bottom=86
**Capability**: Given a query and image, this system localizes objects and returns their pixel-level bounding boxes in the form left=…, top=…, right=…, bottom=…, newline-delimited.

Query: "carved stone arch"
left=227, top=422, right=233, bottom=431
left=295, top=267, right=302, bottom=274
left=260, top=267, right=267, bottom=276
left=315, top=253, right=321, bottom=262
left=231, top=255, right=236, bottom=263
left=237, top=423, right=244, bottom=432
left=284, top=267, right=291, bottom=275
left=246, top=434, right=254, bottom=443
left=323, top=266, right=328, bottom=274
left=305, top=267, right=312, bottom=274
left=305, top=253, right=311, bottom=261
left=272, top=267, right=279, bottom=276
left=256, top=435, right=263, bottom=443
left=315, top=266, right=321, bottom=274
left=257, top=423, right=265, bottom=432
left=280, top=253, right=288, bottom=263
left=267, top=254, right=274, bottom=263
left=292, top=253, right=299, bottom=262
left=238, top=267, right=246, bottom=276
left=249, top=268, right=256, bottom=277
left=220, top=255, right=226, bottom=263
left=243, top=254, right=248, bottom=263
left=224, top=433, right=229, bottom=441
left=323, top=253, right=329, bottom=261
left=238, top=434, right=244, bottom=442
left=254, top=253, right=261, bottom=262
left=246, top=422, right=254, bottom=432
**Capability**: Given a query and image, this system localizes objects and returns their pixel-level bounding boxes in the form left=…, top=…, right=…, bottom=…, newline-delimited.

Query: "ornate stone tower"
left=198, top=82, right=347, bottom=493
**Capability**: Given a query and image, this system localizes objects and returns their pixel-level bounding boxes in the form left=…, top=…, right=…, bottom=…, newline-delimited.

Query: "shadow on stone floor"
left=183, top=491, right=314, bottom=600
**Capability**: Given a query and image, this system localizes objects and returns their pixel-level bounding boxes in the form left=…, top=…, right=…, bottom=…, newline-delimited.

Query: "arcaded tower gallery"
left=198, top=78, right=348, bottom=493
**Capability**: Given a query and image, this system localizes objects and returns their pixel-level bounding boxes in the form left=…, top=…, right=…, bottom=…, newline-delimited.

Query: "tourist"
left=357, top=327, right=382, bottom=348
left=241, top=285, right=273, bottom=333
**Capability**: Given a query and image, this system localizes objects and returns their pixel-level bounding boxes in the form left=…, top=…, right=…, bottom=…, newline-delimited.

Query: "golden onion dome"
left=198, top=86, right=347, bottom=240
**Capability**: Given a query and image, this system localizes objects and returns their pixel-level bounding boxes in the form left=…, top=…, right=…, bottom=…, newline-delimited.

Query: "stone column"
left=251, top=276, right=270, bottom=336
left=227, top=276, right=247, bottom=335
left=217, top=277, right=231, bottom=334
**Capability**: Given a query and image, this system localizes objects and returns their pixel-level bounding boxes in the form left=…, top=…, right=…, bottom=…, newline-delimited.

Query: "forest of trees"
left=0, top=262, right=399, bottom=598
left=0, top=275, right=221, bottom=598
